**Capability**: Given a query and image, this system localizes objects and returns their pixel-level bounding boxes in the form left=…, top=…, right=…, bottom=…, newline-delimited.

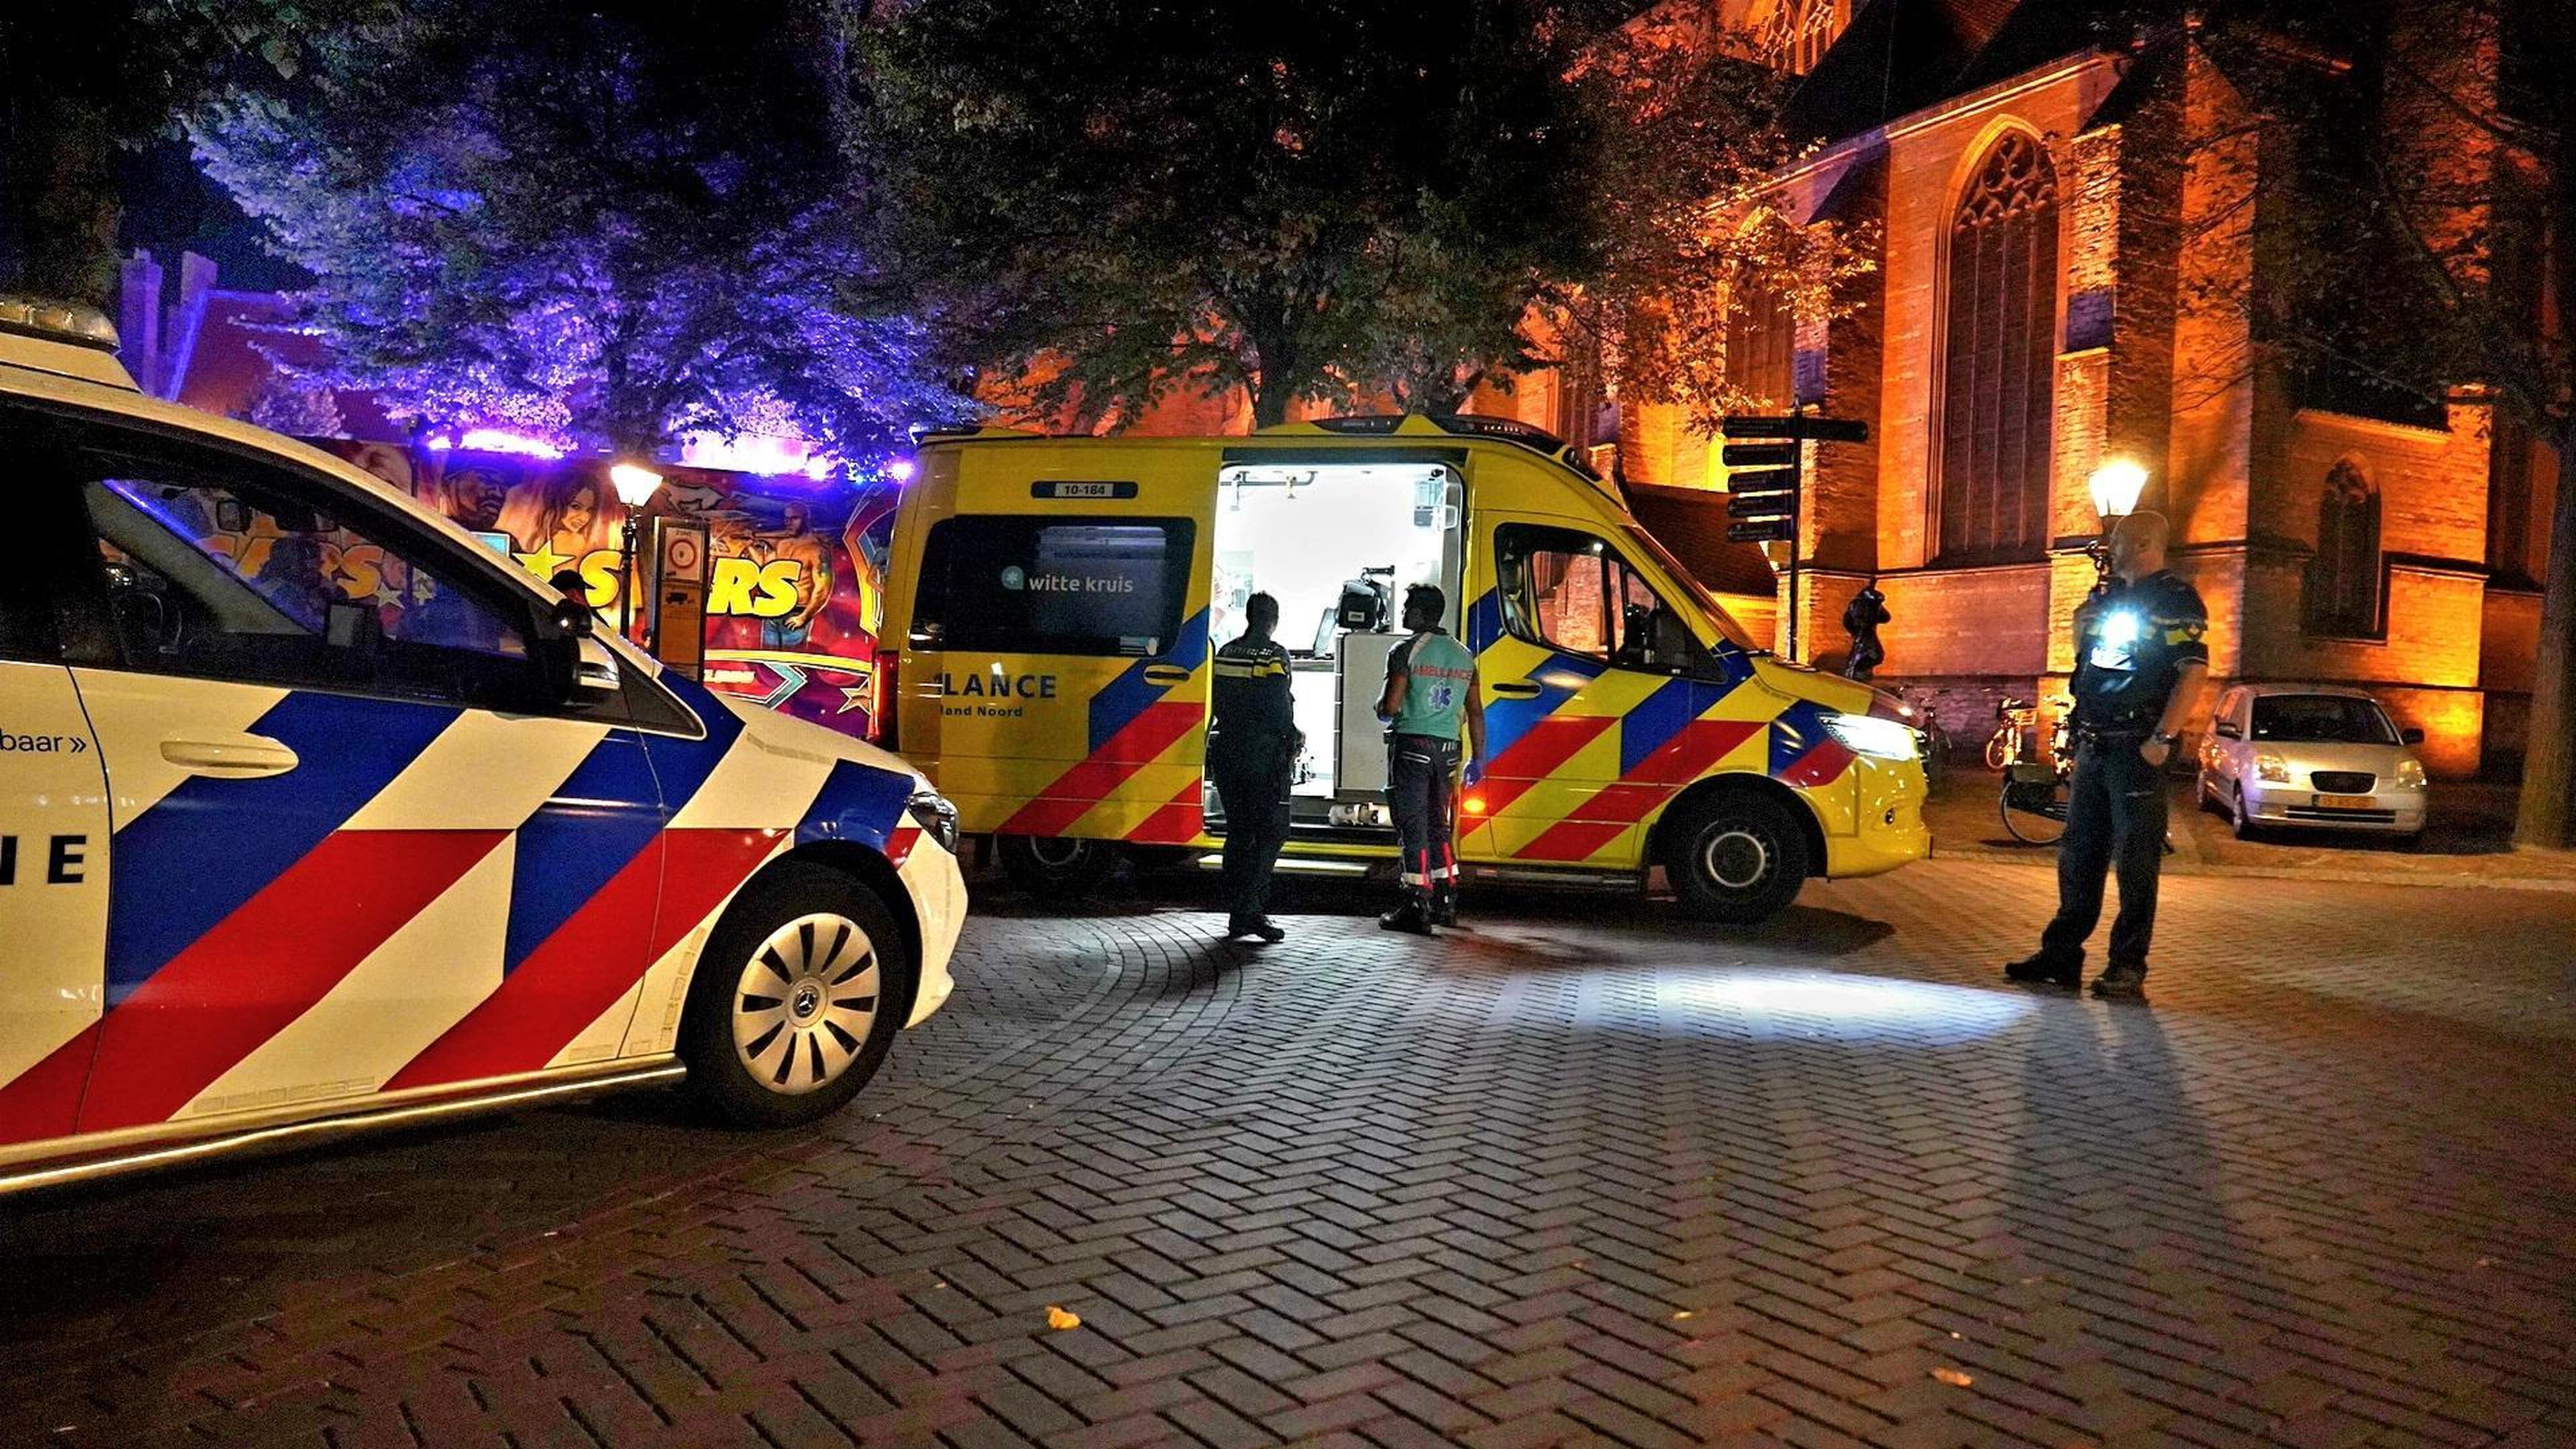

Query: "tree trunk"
left=2514, top=410, right=2576, bottom=849
left=1246, top=327, right=1295, bottom=431
left=1248, top=376, right=1289, bottom=429
left=1433, top=367, right=1487, bottom=416
left=2511, top=115, right=2576, bottom=850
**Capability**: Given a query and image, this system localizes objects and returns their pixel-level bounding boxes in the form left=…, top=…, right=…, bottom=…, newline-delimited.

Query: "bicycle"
left=1997, top=706, right=2072, bottom=845
left=1998, top=717, right=2180, bottom=854
left=1983, top=696, right=2040, bottom=771
left=1890, top=684, right=1953, bottom=786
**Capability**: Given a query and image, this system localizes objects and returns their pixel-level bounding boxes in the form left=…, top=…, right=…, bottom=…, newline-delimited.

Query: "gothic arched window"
left=1937, top=131, right=2059, bottom=565
left=2308, top=461, right=2383, bottom=636
left=1760, top=0, right=1839, bottom=75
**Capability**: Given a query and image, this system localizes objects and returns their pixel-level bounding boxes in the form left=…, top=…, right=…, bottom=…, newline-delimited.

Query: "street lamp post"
left=2085, top=458, right=2149, bottom=600
left=2087, top=458, right=2149, bottom=524
left=608, top=462, right=665, bottom=641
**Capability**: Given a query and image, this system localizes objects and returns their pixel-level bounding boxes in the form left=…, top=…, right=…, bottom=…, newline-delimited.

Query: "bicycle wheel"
left=1983, top=731, right=2012, bottom=771
left=1999, top=778, right=2070, bottom=845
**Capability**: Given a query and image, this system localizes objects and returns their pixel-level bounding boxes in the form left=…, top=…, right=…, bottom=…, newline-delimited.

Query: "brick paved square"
left=1, top=859, right=2571, bottom=1447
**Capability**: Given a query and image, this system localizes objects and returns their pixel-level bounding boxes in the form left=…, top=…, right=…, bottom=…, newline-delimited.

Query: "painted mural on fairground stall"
left=315, top=441, right=899, bottom=737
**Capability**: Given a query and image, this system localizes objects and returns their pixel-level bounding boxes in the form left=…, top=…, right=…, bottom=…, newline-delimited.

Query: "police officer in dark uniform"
left=1210, top=591, right=1299, bottom=943
left=2006, top=511, right=2209, bottom=1000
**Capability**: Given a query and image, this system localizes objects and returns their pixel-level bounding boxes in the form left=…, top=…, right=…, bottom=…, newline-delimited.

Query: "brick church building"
left=1480, top=0, right=2562, bottom=777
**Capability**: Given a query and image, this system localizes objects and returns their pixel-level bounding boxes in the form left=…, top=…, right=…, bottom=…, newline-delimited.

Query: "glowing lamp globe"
left=608, top=463, right=666, bottom=510
left=2088, top=458, right=2149, bottom=521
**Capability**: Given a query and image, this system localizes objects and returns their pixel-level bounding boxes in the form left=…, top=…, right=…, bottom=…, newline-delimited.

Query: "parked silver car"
left=2198, top=684, right=2428, bottom=841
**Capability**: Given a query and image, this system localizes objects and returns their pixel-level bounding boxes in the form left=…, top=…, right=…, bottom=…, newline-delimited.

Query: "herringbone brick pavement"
left=1, top=859, right=2570, bottom=1448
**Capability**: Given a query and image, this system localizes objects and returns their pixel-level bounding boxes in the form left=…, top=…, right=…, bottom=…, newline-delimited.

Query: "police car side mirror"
left=2214, top=720, right=2241, bottom=739
left=2400, top=726, right=2424, bottom=745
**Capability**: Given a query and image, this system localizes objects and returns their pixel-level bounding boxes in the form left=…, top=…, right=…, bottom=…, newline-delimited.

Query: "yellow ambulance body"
left=879, top=415, right=1928, bottom=922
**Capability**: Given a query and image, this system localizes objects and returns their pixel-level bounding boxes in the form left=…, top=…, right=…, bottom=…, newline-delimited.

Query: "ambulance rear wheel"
left=997, top=835, right=1118, bottom=899
left=1664, top=792, right=1809, bottom=925
left=680, top=862, right=915, bottom=1129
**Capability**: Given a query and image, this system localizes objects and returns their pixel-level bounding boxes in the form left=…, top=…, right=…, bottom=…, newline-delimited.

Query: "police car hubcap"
left=733, top=912, right=878, bottom=1095
left=1703, top=828, right=1770, bottom=891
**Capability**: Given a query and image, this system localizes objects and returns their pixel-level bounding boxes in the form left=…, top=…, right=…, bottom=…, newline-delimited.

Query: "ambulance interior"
left=1208, top=461, right=1461, bottom=831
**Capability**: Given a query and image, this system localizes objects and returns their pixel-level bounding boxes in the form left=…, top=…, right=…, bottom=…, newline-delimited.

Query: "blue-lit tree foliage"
left=194, top=0, right=973, bottom=455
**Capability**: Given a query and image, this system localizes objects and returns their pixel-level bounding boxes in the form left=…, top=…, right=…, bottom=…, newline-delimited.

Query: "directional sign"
left=1719, top=441, right=1799, bottom=469
left=1713, top=415, right=1865, bottom=664
left=1727, top=435, right=1800, bottom=529
left=1721, top=414, right=1870, bottom=443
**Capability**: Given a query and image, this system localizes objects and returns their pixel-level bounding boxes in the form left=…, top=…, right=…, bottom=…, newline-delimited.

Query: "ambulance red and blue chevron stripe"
left=0, top=302, right=967, bottom=1193
left=881, top=417, right=1931, bottom=920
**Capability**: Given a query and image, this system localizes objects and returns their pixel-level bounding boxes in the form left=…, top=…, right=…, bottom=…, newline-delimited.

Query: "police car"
left=0, top=299, right=966, bottom=1193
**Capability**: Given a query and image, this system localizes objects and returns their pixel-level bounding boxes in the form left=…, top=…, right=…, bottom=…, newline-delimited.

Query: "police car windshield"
left=1619, top=523, right=1759, bottom=653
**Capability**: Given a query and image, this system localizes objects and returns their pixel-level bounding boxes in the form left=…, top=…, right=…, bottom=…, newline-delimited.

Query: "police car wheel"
left=1665, top=793, right=1809, bottom=925
left=680, top=862, right=914, bottom=1129
left=997, top=835, right=1118, bottom=898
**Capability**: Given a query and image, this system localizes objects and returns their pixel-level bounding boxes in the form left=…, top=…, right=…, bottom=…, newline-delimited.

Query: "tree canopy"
left=193, top=0, right=972, bottom=456
left=0, top=1, right=384, bottom=306
left=856, top=0, right=1831, bottom=431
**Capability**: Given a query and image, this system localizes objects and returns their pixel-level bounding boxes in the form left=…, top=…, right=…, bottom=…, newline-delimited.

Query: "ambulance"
left=0, top=299, right=967, bottom=1195
left=878, top=414, right=1929, bottom=922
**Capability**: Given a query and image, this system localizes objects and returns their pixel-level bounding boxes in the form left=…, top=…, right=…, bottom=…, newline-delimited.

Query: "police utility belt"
left=2072, top=717, right=2156, bottom=744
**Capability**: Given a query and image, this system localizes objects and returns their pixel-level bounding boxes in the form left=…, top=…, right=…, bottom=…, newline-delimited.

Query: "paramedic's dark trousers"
left=1387, top=734, right=1458, bottom=907
left=2039, top=733, right=2167, bottom=973
left=1216, top=765, right=1288, bottom=923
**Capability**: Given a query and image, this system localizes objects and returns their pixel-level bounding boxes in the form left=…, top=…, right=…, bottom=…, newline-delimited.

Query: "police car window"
left=73, top=458, right=539, bottom=708
left=0, top=475, right=100, bottom=665
left=914, top=517, right=1193, bottom=657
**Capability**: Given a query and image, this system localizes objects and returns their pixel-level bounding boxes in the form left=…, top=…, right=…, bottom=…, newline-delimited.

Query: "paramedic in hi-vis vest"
left=1376, top=584, right=1485, bottom=934
left=1210, top=591, right=1299, bottom=943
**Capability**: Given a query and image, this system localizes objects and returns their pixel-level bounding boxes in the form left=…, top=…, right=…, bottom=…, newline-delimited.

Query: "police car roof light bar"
left=0, top=297, right=120, bottom=351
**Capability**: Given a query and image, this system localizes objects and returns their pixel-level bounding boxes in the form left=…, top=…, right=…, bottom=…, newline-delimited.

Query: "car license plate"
left=2315, top=794, right=2375, bottom=810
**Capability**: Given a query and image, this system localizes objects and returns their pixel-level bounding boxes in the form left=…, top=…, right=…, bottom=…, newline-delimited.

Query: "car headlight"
left=1822, top=711, right=1919, bottom=761
left=2255, top=751, right=2291, bottom=784
left=2396, top=758, right=2427, bottom=790
left=908, top=784, right=959, bottom=853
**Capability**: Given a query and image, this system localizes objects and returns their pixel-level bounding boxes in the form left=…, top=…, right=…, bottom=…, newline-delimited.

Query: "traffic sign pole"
left=1721, top=413, right=1869, bottom=663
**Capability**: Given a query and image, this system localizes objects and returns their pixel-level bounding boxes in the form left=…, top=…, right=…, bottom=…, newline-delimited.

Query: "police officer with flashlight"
left=2005, top=511, right=2208, bottom=1000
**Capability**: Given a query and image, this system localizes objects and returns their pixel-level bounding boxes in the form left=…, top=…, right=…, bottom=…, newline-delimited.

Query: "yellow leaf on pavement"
left=1933, top=1367, right=1974, bottom=1387
left=1046, top=1305, right=1081, bottom=1331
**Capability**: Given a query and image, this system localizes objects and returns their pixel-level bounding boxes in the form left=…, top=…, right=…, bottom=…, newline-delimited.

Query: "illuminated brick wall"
left=1597, top=23, right=2543, bottom=779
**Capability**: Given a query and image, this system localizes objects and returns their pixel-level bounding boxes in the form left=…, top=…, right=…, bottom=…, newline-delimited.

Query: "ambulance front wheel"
left=680, top=861, right=916, bottom=1129
left=1664, top=792, right=1811, bottom=924
left=996, top=835, right=1120, bottom=899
